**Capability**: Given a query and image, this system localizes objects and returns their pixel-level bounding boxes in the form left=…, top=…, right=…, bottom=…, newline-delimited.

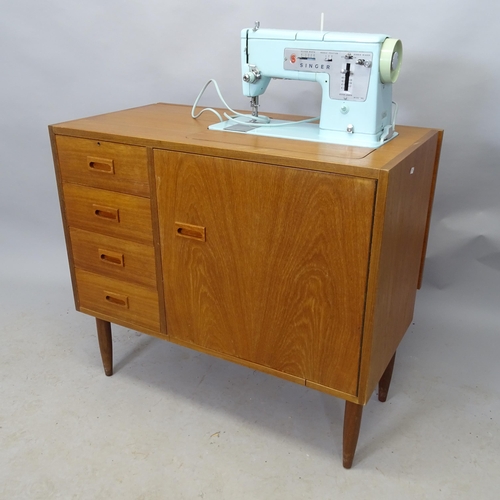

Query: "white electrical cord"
left=192, top=79, right=320, bottom=128
left=191, top=79, right=240, bottom=122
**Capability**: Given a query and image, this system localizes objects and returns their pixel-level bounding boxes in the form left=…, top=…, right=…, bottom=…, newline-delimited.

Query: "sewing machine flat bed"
left=50, top=103, right=442, bottom=468
left=209, top=117, right=399, bottom=148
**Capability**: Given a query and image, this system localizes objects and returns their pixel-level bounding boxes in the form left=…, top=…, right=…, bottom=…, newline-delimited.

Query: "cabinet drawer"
left=56, top=136, right=149, bottom=196
left=70, top=228, right=157, bottom=288
left=76, top=269, right=160, bottom=331
left=63, top=184, right=153, bottom=244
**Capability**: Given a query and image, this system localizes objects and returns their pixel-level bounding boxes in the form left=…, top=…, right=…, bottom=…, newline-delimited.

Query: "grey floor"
left=1, top=243, right=499, bottom=499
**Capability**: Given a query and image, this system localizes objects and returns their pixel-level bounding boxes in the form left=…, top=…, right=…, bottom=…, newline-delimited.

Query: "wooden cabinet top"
left=50, top=103, right=441, bottom=179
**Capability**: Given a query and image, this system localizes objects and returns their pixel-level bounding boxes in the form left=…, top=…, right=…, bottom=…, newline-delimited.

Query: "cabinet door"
left=155, top=150, right=376, bottom=396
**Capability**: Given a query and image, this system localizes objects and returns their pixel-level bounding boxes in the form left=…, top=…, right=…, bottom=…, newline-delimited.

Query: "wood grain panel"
left=76, top=269, right=160, bottom=331
left=49, top=128, right=80, bottom=310
left=147, top=146, right=168, bottom=336
left=63, top=184, right=153, bottom=244
left=358, top=133, right=439, bottom=403
left=69, top=228, right=156, bottom=288
left=156, top=150, right=376, bottom=396
left=56, top=136, right=149, bottom=196
left=418, top=130, right=444, bottom=289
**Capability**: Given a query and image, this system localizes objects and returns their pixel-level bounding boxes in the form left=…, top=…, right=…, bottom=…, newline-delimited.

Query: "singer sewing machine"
left=209, top=25, right=403, bottom=148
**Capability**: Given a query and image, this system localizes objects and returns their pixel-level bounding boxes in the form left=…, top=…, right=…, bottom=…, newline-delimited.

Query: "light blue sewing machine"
left=208, top=23, right=403, bottom=148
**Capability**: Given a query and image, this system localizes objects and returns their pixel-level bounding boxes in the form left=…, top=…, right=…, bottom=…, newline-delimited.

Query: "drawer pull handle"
left=104, top=291, right=129, bottom=308
left=88, top=156, right=115, bottom=174
left=99, top=249, right=124, bottom=267
left=175, top=222, right=206, bottom=242
left=93, top=204, right=120, bottom=222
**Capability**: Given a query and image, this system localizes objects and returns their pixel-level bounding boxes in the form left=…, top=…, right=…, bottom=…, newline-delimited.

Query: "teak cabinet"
left=50, top=103, right=442, bottom=468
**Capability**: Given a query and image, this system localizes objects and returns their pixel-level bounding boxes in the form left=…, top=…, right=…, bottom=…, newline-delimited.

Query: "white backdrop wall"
left=1, top=0, right=499, bottom=366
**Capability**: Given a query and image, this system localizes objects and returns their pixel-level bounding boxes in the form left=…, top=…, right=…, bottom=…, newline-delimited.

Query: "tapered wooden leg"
left=96, top=318, right=113, bottom=376
left=343, top=401, right=363, bottom=469
left=378, top=352, right=396, bottom=402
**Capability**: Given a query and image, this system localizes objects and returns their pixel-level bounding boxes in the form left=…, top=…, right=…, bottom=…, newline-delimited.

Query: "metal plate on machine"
left=283, top=49, right=373, bottom=101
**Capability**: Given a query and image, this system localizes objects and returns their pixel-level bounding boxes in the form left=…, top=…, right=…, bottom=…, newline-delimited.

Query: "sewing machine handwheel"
left=380, top=38, right=403, bottom=84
